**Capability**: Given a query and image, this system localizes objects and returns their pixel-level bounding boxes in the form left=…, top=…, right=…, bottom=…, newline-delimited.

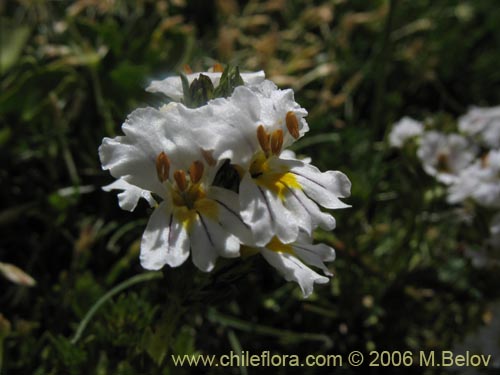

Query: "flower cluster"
left=389, top=106, right=500, bottom=250
left=99, top=66, right=351, bottom=297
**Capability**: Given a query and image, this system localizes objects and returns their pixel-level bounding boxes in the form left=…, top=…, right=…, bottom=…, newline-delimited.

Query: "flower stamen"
left=183, top=64, right=193, bottom=74
left=212, top=63, right=224, bottom=72
left=436, top=153, right=450, bottom=173
left=189, top=160, right=204, bottom=184
left=156, top=152, right=170, bottom=182
left=286, top=111, right=300, bottom=139
left=481, top=153, right=490, bottom=168
left=257, top=125, right=271, bottom=156
left=201, top=149, right=216, bottom=166
left=174, top=170, right=188, bottom=191
left=270, top=129, right=283, bottom=155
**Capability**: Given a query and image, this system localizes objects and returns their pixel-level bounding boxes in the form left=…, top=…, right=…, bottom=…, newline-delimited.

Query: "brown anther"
left=212, top=63, right=224, bottom=72
left=156, top=152, right=170, bottom=182
left=286, top=111, right=300, bottom=139
left=189, top=160, right=204, bottom=184
left=481, top=153, right=490, bottom=168
left=270, top=129, right=284, bottom=155
left=173, top=170, right=188, bottom=191
left=257, top=125, right=271, bottom=155
left=436, top=153, right=450, bottom=173
left=201, top=149, right=216, bottom=166
left=183, top=64, right=193, bottom=74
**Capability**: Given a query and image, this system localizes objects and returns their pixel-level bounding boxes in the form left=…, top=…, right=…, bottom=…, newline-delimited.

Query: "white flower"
left=489, top=213, right=500, bottom=249
left=389, top=117, right=424, bottom=148
left=459, top=106, right=500, bottom=149
left=99, top=107, right=252, bottom=272
left=102, top=179, right=156, bottom=212
left=447, top=150, right=500, bottom=208
left=256, top=233, right=336, bottom=298
left=146, top=70, right=265, bottom=101
left=186, top=81, right=351, bottom=245
left=417, top=131, right=477, bottom=185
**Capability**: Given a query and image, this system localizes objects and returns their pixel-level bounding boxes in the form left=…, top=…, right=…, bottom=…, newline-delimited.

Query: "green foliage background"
left=1, top=0, right=499, bottom=374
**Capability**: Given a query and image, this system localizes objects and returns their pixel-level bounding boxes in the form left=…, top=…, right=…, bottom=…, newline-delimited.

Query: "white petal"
left=103, top=179, right=156, bottom=211
left=389, top=117, right=423, bottom=148
left=146, top=71, right=266, bottom=101
left=99, top=107, right=201, bottom=195
left=289, top=162, right=351, bottom=209
left=251, top=81, right=309, bottom=148
left=140, top=202, right=190, bottom=270
left=262, top=187, right=299, bottom=244
left=489, top=214, right=500, bottom=249
left=459, top=106, right=500, bottom=148
left=265, top=159, right=334, bottom=233
left=260, top=248, right=329, bottom=298
left=240, top=173, right=299, bottom=245
left=183, top=90, right=261, bottom=168
left=206, top=215, right=240, bottom=257
left=185, top=81, right=309, bottom=169
left=207, top=186, right=254, bottom=245
left=239, top=173, right=275, bottom=246
left=285, top=188, right=336, bottom=232
left=292, top=239, right=335, bottom=276
left=282, top=187, right=313, bottom=234
left=417, top=131, right=477, bottom=184
left=190, top=215, right=218, bottom=272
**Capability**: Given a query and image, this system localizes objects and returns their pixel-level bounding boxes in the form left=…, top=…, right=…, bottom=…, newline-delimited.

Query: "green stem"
left=208, top=309, right=333, bottom=348
left=71, top=271, right=162, bottom=345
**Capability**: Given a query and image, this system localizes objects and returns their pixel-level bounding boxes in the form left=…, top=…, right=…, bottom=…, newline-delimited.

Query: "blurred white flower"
left=389, top=116, right=424, bottom=148
left=459, top=106, right=500, bottom=148
left=257, top=233, right=336, bottom=298
left=99, top=107, right=251, bottom=272
left=417, top=131, right=477, bottom=184
left=447, top=150, right=500, bottom=208
left=147, top=70, right=265, bottom=101
left=489, top=213, right=500, bottom=249
left=188, top=81, right=351, bottom=246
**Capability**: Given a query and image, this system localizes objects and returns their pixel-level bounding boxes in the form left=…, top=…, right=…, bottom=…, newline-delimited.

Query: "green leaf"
left=214, top=65, right=244, bottom=98
left=186, top=74, right=214, bottom=108
left=172, top=326, right=197, bottom=356
left=110, top=62, right=149, bottom=92
left=0, top=19, right=30, bottom=74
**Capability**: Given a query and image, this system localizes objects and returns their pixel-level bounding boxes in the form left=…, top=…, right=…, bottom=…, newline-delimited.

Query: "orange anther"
left=286, top=111, right=300, bottom=139
left=257, top=125, right=270, bottom=155
left=201, top=149, right=216, bottom=166
left=212, top=63, right=224, bottom=73
left=174, top=170, right=188, bottom=191
left=183, top=64, right=193, bottom=74
left=189, top=160, right=204, bottom=184
left=156, top=152, right=170, bottom=182
left=270, top=129, right=284, bottom=155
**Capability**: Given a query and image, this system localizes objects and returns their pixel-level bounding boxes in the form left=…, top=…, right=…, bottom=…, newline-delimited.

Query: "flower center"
left=436, top=152, right=450, bottom=173
left=249, top=151, right=301, bottom=200
left=249, top=115, right=303, bottom=200
left=265, top=237, right=295, bottom=255
left=156, top=153, right=218, bottom=228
